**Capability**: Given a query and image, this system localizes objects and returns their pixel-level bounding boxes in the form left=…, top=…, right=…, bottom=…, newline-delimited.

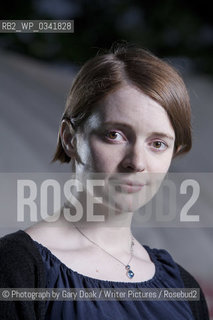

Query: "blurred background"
left=0, top=0, right=212, bottom=317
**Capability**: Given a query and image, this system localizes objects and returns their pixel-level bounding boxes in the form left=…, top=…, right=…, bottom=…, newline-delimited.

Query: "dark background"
left=1, top=0, right=213, bottom=75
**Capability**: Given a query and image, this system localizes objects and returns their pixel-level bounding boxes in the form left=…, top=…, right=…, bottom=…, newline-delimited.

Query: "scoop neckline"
left=20, top=229, right=161, bottom=286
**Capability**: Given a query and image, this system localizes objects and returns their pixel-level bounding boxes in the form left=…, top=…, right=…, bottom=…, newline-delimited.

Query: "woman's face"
left=73, top=85, right=175, bottom=213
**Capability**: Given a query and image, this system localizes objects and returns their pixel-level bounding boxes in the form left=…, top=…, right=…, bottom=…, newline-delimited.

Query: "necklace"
left=72, top=224, right=135, bottom=279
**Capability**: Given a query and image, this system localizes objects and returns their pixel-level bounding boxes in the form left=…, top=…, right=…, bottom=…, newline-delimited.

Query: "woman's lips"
left=111, top=180, right=146, bottom=193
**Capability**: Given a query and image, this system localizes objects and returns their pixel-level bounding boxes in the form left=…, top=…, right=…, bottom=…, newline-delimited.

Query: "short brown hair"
left=53, top=44, right=192, bottom=163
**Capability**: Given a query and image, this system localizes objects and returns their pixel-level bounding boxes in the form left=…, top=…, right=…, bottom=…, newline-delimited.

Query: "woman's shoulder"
left=145, top=246, right=209, bottom=319
left=0, top=229, right=32, bottom=255
left=0, top=229, right=38, bottom=255
left=0, top=229, right=46, bottom=287
left=177, top=263, right=210, bottom=319
left=0, top=230, right=46, bottom=320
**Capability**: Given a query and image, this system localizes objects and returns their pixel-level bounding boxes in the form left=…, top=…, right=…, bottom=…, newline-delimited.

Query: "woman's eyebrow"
left=101, top=121, right=132, bottom=129
left=101, top=122, right=174, bottom=140
left=149, top=132, right=175, bottom=141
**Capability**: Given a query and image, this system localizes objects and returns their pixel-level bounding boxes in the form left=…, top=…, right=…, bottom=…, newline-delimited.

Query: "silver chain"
left=72, top=223, right=134, bottom=268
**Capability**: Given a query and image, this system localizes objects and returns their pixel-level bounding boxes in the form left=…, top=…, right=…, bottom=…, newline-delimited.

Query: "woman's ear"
left=60, top=119, right=76, bottom=158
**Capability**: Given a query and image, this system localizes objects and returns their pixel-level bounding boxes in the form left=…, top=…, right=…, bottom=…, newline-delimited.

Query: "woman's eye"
left=105, top=131, right=124, bottom=141
left=151, top=141, right=167, bottom=151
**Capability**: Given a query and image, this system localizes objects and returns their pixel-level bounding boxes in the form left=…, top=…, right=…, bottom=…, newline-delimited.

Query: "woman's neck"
left=57, top=191, right=135, bottom=253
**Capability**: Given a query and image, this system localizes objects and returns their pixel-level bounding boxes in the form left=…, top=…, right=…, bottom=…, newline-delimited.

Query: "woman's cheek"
left=92, top=150, right=118, bottom=172
left=148, top=152, right=173, bottom=173
left=89, top=143, right=121, bottom=172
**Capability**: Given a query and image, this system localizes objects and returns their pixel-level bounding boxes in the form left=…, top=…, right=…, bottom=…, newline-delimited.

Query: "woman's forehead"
left=85, top=85, right=175, bottom=136
left=96, top=85, right=165, bottom=114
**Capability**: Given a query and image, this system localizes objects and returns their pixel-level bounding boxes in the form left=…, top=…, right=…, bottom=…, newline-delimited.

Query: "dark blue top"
left=33, top=240, right=195, bottom=320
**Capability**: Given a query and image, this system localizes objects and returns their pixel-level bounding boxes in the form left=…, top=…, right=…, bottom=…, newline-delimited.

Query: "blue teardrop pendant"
left=125, top=265, right=134, bottom=279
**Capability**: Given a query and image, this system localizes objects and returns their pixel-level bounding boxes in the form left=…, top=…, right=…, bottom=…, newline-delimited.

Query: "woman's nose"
left=121, top=144, right=146, bottom=172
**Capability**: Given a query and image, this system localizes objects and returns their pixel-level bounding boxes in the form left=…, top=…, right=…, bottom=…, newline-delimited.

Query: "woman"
left=0, top=44, right=209, bottom=319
